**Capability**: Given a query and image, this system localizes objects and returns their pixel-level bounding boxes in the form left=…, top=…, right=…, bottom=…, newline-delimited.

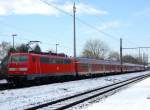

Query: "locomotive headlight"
left=9, top=68, right=16, bottom=71
left=19, top=68, right=28, bottom=71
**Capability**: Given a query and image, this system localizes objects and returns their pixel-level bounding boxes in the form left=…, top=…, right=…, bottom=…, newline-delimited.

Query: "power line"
left=0, top=0, right=137, bottom=51
left=40, top=0, right=143, bottom=49
left=69, top=0, right=140, bottom=47
left=39, top=0, right=120, bottom=41
left=122, top=37, right=140, bottom=47
left=0, top=21, right=75, bottom=51
left=40, top=0, right=73, bottom=17
left=0, top=0, right=143, bottom=55
left=0, top=20, right=44, bottom=40
left=0, top=34, right=74, bottom=53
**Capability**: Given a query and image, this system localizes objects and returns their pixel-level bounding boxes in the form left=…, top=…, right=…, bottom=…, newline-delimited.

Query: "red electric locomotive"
left=7, top=53, right=75, bottom=83
left=7, top=52, right=145, bottom=84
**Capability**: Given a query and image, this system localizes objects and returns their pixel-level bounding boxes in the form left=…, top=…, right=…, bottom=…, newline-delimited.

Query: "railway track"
left=0, top=78, right=75, bottom=91
left=25, top=73, right=150, bottom=110
left=0, top=79, right=9, bottom=90
left=0, top=72, right=145, bottom=91
left=0, top=84, right=9, bottom=90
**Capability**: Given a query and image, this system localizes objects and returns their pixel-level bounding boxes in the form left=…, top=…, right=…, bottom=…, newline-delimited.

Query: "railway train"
left=7, top=52, right=145, bottom=84
left=0, top=65, right=2, bottom=79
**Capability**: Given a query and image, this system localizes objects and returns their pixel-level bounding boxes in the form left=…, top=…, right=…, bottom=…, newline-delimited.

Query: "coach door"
left=88, top=64, right=92, bottom=74
left=103, top=64, right=106, bottom=73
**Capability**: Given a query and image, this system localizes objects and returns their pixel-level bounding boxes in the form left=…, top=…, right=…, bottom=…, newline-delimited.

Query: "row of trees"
left=0, top=40, right=148, bottom=65
left=81, top=39, right=148, bottom=65
left=0, top=41, right=41, bottom=59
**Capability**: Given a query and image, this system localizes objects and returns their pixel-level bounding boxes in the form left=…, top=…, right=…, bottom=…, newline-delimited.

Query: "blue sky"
left=0, top=0, right=150, bottom=57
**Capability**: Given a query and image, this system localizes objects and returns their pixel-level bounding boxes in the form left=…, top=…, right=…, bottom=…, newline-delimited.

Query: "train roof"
left=10, top=52, right=70, bottom=59
left=77, top=57, right=144, bottom=67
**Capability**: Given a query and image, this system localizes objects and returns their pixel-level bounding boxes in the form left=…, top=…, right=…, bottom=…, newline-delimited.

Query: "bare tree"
left=0, top=41, right=11, bottom=75
left=108, top=51, right=120, bottom=61
left=81, top=39, right=109, bottom=59
left=142, top=53, right=148, bottom=65
left=15, top=44, right=29, bottom=53
left=0, top=41, right=11, bottom=59
left=123, top=55, right=139, bottom=64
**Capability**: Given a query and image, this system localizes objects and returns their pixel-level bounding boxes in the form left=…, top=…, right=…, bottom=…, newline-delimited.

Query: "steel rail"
left=25, top=73, right=150, bottom=110
left=0, top=84, right=9, bottom=90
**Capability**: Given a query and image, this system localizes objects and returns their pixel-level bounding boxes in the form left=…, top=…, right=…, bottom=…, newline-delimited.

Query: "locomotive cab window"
left=11, top=55, right=28, bottom=63
left=19, top=56, right=28, bottom=62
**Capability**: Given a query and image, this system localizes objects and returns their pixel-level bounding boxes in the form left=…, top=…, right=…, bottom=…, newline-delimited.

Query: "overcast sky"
left=0, top=0, right=150, bottom=56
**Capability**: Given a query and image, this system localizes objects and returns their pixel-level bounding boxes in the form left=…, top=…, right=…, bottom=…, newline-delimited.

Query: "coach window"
left=40, top=57, right=49, bottom=63
left=56, top=59, right=64, bottom=64
left=60, top=59, right=64, bottom=64
left=81, top=64, right=88, bottom=68
left=49, top=58, right=56, bottom=64
left=49, top=58, right=53, bottom=63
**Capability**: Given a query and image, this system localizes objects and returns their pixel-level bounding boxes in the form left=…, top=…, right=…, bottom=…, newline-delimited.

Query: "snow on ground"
left=0, top=79, right=7, bottom=84
left=0, top=71, right=149, bottom=110
left=84, top=73, right=150, bottom=110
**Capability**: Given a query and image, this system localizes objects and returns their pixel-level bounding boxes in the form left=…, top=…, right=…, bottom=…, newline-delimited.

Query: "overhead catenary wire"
left=0, top=18, right=75, bottom=51
left=0, top=0, right=137, bottom=48
left=0, top=34, right=74, bottom=52
left=0, top=0, right=145, bottom=56
left=82, top=2, right=141, bottom=47
left=39, top=0, right=143, bottom=49
left=39, top=0, right=120, bottom=41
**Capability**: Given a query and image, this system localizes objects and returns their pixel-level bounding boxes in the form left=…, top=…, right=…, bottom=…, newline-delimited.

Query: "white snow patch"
left=0, top=71, right=149, bottom=110
left=0, top=79, right=7, bottom=84
left=84, top=73, right=150, bottom=110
